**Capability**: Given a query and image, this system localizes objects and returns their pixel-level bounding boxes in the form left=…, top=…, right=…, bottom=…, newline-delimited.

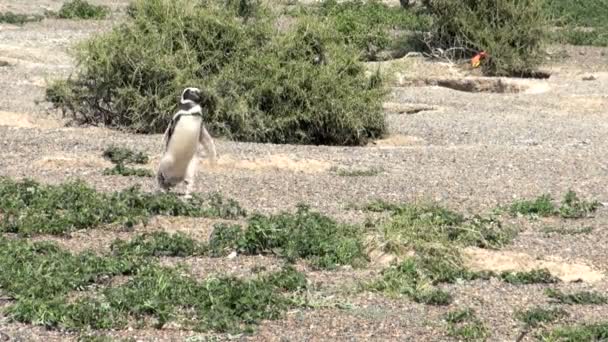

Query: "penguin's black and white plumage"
left=156, top=87, right=217, bottom=198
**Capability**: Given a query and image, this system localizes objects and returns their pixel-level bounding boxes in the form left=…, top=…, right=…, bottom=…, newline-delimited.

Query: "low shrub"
left=46, top=0, right=386, bottom=146
left=0, top=178, right=245, bottom=235
left=54, top=0, right=109, bottom=19
left=208, top=205, right=367, bottom=269
left=0, top=12, right=44, bottom=25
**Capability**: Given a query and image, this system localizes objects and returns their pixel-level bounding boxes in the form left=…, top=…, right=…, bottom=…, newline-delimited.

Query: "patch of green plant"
left=545, top=288, right=608, bottom=305
left=558, top=190, right=600, bottom=219
left=103, top=163, right=153, bottom=177
left=424, top=0, right=549, bottom=76
left=500, top=269, right=560, bottom=285
left=207, top=223, right=243, bottom=257
left=516, top=306, right=569, bottom=328
left=111, top=232, right=207, bottom=257
left=289, top=0, right=431, bottom=60
left=444, top=308, right=489, bottom=341
left=369, top=256, right=453, bottom=305
left=102, top=145, right=149, bottom=164
left=369, top=202, right=514, bottom=255
left=0, top=11, right=44, bottom=25
left=102, top=145, right=152, bottom=177
left=208, top=204, right=367, bottom=269
left=0, top=178, right=245, bottom=235
left=509, top=194, right=557, bottom=217
left=541, top=226, right=593, bottom=235
left=1, top=237, right=307, bottom=333
left=538, top=322, right=608, bottom=341
left=508, top=191, right=600, bottom=219
left=51, top=0, right=110, bottom=19
left=46, top=0, right=386, bottom=146
left=0, top=238, right=137, bottom=300
left=331, top=166, right=383, bottom=177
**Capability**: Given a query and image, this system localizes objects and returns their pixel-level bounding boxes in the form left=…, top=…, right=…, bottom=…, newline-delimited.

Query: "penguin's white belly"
left=162, top=116, right=201, bottom=179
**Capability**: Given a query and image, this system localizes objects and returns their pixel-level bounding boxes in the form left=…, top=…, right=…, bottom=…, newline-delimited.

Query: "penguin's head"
left=180, top=87, right=202, bottom=105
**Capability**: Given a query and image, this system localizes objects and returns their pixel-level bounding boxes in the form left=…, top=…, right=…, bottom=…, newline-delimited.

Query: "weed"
left=102, top=145, right=149, bottom=164
left=0, top=238, right=137, bottom=301
left=207, top=223, right=243, bottom=257
left=111, top=232, right=206, bottom=257
left=545, top=288, right=608, bottom=305
left=369, top=257, right=453, bottom=305
left=558, top=190, right=600, bottom=219
left=516, top=307, right=569, bottom=328
left=538, top=322, right=608, bottom=341
left=209, top=205, right=367, bottom=269
left=509, top=194, right=557, bottom=217
left=541, top=226, right=593, bottom=235
left=103, top=164, right=153, bottom=177
left=104, top=264, right=304, bottom=332
left=508, top=191, right=599, bottom=219
left=424, top=0, right=549, bottom=76
left=1, top=237, right=306, bottom=333
left=53, top=0, right=110, bottom=19
left=47, top=0, right=386, bottom=146
left=500, top=269, right=560, bottom=285
left=102, top=145, right=152, bottom=177
left=0, top=178, right=245, bottom=235
left=369, top=203, right=514, bottom=255
left=331, top=166, right=383, bottom=177
left=366, top=201, right=510, bottom=304
left=444, top=308, right=489, bottom=341
left=0, top=12, right=44, bottom=25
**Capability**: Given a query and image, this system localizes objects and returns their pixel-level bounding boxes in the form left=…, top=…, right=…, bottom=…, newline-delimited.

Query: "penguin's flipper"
left=199, top=124, right=217, bottom=164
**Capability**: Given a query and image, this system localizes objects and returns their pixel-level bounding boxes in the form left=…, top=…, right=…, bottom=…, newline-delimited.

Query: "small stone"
left=582, top=75, right=597, bottom=81
left=227, top=251, right=237, bottom=259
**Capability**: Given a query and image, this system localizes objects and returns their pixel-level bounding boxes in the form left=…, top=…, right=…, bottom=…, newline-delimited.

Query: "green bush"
left=289, top=0, right=431, bottom=60
left=47, top=0, right=386, bottom=146
left=55, top=0, right=109, bottom=19
left=208, top=205, right=367, bottom=269
left=424, top=0, right=549, bottom=76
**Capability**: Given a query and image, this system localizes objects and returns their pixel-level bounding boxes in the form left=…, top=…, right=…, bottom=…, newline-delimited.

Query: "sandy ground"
left=1, top=1, right=608, bottom=341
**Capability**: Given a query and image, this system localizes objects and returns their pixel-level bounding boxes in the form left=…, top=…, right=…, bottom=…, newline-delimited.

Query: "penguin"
left=156, top=87, right=217, bottom=199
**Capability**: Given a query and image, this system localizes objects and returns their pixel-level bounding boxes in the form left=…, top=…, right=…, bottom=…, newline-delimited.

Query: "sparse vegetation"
left=546, top=288, right=608, bottom=305
left=53, top=0, right=110, bottom=20
left=208, top=205, right=367, bottom=269
left=46, top=0, right=386, bottom=146
left=102, top=145, right=148, bottom=165
left=424, top=0, right=549, bottom=76
left=508, top=191, right=599, bottom=219
left=444, top=308, right=489, bottom=341
left=0, top=178, right=245, bottom=235
left=0, top=11, right=44, bottom=25
left=366, top=201, right=511, bottom=304
left=500, top=269, right=560, bottom=285
left=558, top=190, right=601, bottom=219
left=541, top=226, right=594, bottom=235
left=331, top=166, right=383, bottom=177
left=102, top=145, right=152, bottom=177
left=509, top=194, right=556, bottom=217
left=516, top=307, right=569, bottom=327
left=538, top=322, right=608, bottom=341
left=0, top=237, right=307, bottom=332
left=103, top=163, right=153, bottom=177
left=111, top=232, right=206, bottom=257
